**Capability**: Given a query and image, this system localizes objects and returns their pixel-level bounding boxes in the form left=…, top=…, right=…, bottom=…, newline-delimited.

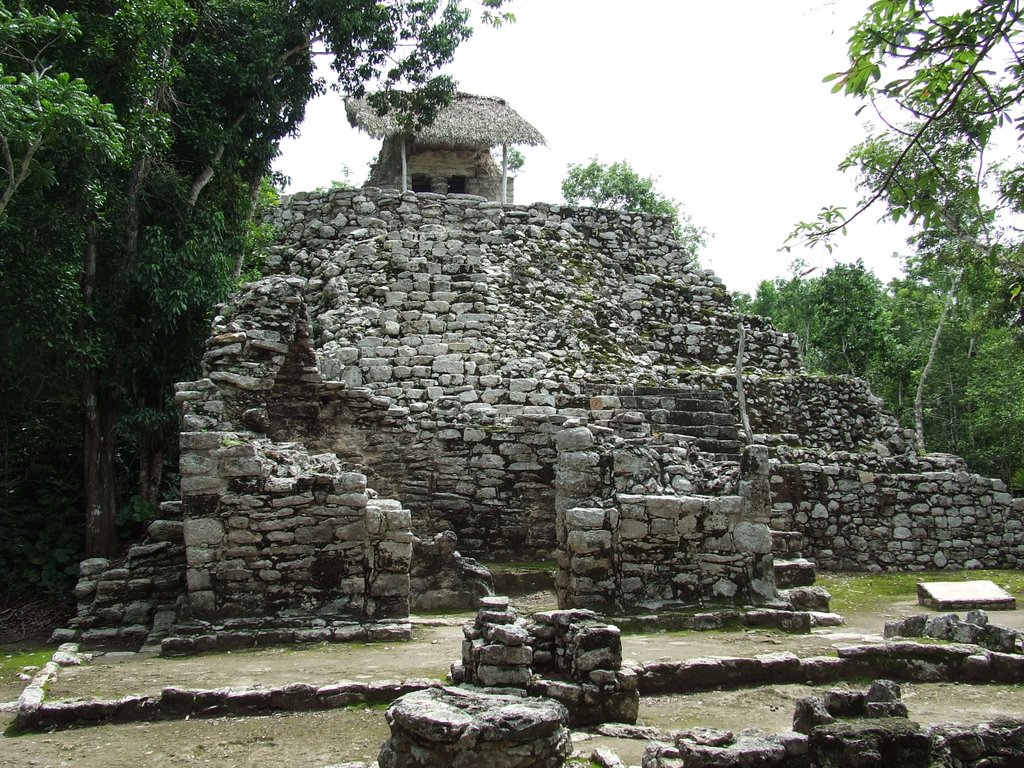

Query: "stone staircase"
left=587, top=386, right=745, bottom=463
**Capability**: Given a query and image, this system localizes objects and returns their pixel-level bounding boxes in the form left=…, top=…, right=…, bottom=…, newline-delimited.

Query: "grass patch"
left=817, top=570, right=1024, bottom=614
left=0, top=647, right=52, bottom=680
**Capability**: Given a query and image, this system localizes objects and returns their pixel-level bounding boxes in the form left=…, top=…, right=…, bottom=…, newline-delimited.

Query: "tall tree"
left=0, top=0, right=503, bottom=576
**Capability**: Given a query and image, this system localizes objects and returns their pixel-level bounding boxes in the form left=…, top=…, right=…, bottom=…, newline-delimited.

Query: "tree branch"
left=187, top=112, right=245, bottom=207
left=807, top=0, right=1016, bottom=242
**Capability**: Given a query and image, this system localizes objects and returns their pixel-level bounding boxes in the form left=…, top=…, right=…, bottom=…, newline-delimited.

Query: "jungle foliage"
left=0, top=0, right=503, bottom=594
left=735, top=257, right=1024, bottom=490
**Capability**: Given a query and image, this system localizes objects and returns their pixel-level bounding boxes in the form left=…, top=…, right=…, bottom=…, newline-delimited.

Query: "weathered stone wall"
left=554, top=421, right=777, bottom=611
left=364, top=138, right=513, bottom=202
left=769, top=447, right=1024, bottom=571
left=175, top=433, right=411, bottom=621
left=62, top=505, right=185, bottom=649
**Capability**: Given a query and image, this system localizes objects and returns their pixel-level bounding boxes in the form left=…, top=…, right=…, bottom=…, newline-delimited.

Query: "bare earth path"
left=4, top=591, right=1024, bottom=768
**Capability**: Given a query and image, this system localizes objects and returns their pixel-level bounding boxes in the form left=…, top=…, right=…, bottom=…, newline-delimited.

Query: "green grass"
left=817, top=569, right=1024, bottom=613
left=0, top=647, right=53, bottom=681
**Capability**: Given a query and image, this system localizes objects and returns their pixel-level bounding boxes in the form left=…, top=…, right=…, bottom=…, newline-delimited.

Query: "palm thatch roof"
left=345, top=92, right=545, bottom=148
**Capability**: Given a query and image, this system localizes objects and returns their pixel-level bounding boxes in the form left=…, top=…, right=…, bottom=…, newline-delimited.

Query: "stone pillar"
left=553, top=425, right=602, bottom=606
left=738, top=444, right=771, bottom=525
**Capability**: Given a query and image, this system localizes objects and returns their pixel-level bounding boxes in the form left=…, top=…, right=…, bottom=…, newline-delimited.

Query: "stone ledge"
left=16, top=673, right=442, bottom=732
left=159, top=619, right=412, bottom=656
left=635, top=640, right=1024, bottom=695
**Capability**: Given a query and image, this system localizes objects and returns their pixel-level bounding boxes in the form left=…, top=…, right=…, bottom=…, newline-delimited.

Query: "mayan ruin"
left=4, top=2, right=1024, bottom=767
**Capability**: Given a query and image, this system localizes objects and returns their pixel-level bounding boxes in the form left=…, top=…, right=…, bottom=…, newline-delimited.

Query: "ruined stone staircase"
left=585, top=386, right=745, bottom=463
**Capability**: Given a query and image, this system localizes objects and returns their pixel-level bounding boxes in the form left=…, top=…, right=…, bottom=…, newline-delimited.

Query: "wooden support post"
left=400, top=136, right=408, bottom=193
left=501, top=143, right=508, bottom=204
left=736, top=322, right=753, bottom=445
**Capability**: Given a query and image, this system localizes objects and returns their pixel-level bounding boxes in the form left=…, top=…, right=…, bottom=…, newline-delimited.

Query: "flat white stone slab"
left=917, top=580, right=1017, bottom=611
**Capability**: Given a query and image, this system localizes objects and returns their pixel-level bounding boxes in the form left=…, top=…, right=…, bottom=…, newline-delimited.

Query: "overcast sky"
left=274, top=0, right=916, bottom=295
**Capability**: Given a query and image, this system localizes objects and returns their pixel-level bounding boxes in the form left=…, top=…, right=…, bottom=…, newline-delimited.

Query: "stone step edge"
left=634, top=639, right=1024, bottom=695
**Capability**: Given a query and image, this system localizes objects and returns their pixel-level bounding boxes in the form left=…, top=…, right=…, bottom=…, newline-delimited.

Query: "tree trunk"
left=137, top=443, right=164, bottom=507
left=915, top=279, right=956, bottom=450
left=735, top=322, right=753, bottom=444
left=81, top=223, right=120, bottom=557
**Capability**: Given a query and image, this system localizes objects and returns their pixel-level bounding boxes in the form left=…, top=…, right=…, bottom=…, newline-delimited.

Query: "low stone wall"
left=642, top=718, right=1024, bottom=768
left=16, top=675, right=440, bottom=732
left=554, top=424, right=777, bottom=611
left=884, top=610, right=1023, bottom=653
left=770, top=447, right=1024, bottom=571
left=635, top=640, right=1024, bottom=695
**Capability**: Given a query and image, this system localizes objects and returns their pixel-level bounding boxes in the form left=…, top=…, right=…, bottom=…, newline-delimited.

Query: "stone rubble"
left=884, top=609, right=1024, bottom=653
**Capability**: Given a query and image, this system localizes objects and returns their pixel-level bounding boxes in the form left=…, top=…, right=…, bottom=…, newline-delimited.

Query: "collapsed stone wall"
left=61, top=504, right=185, bottom=649
left=553, top=416, right=777, bottom=611
left=769, top=446, right=1024, bottom=571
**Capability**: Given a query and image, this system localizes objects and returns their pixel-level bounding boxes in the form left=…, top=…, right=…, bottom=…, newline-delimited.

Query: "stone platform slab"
left=917, top=580, right=1016, bottom=611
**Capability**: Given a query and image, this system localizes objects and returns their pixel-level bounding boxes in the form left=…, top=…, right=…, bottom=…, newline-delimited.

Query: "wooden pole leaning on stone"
left=400, top=136, right=408, bottom=193
left=501, top=143, right=508, bottom=204
left=736, top=322, right=753, bottom=445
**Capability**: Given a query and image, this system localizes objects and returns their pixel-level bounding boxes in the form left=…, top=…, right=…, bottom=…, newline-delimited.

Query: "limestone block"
left=556, top=427, right=594, bottom=451
left=185, top=518, right=224, bottom=546
left=566, top=508, right=605, bottom=530
left=567, top=530, right=611, bottom=555
left=733, top=522, right=773, bottom=553
left=474, top=664, right=533, bottom=687
left=477, top=643, right=533, bottom=666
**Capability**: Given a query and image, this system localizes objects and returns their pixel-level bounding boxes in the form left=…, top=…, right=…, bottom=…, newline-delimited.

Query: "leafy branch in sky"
left=787, top=0, right=1024, bottom=303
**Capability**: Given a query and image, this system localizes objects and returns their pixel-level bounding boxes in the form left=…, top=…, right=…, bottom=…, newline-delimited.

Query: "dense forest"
left=1, top=0, right=1022, bottom=601
left=0, top=0, right=510, bottom=597
left=734, top=257, right=1024, bottom=490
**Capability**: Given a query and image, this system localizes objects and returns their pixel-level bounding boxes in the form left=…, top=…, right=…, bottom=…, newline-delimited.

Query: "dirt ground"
left=3, top=590, right=1024, bottom=768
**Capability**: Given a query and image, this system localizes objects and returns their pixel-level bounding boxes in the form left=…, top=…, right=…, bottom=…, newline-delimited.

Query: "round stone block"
left=378, top=687, right=570, bottom=768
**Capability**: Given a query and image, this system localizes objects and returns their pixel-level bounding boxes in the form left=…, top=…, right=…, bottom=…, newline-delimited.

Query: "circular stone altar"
left=377, top=686, right=571, bottom=768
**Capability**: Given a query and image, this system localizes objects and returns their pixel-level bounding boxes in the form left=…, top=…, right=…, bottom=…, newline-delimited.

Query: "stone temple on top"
left=345, top=92, right=544, bottom=203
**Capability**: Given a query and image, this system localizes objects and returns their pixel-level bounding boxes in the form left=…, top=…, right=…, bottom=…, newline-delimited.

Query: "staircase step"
left=660, top=424, right=741, bottom=441
left=655, top=410, right=737, bottom=428
left=693, top=437, right=744, bottom=455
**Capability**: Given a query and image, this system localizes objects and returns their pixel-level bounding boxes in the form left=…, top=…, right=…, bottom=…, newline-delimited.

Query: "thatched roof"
left=345, top=92, right=545, bottom=147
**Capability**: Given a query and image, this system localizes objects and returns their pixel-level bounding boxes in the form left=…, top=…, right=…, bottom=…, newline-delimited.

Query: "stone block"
left=918, top=580, right=1016, bottom=610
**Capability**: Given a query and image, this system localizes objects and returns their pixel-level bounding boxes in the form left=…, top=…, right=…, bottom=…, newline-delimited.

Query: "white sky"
left=274, top=0, right=917, bottom=295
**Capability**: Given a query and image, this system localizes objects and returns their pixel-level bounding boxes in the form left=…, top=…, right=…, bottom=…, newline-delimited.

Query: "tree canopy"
left=561, top=158, right=706, bottom=259
left=0, top=0, right=505, bottom=591
left=738, top=257, right=1024, bottom=490
left=789, top=0, right=1024, bottom=309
